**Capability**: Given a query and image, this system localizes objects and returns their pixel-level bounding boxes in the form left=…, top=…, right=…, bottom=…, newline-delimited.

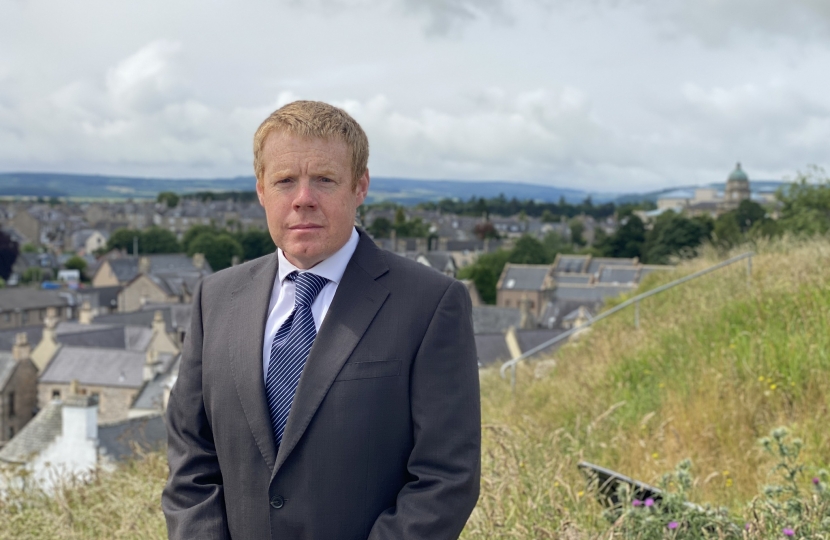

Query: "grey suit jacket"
left=162, top=230, right=481, bottom=539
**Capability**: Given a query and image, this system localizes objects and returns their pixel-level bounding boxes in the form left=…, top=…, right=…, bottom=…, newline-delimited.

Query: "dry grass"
left=1, top=236, right=829, bottom=538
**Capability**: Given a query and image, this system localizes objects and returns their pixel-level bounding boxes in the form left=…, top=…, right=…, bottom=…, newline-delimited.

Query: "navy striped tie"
left=266, top=271, right=329, bottom=446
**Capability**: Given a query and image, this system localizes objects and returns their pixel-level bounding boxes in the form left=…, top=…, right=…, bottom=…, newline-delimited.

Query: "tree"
left=21, top=243, right=37, bottom=253
left=157, top=191, right=180, bottom=208
left=235, top=230, right=275, bottom=261
left=776, top=168, right=830, bottom=235
left=712, top=213, right=742, bottom=250
left=508, top=235, right=551, bottom=265
left=188, top=233, right=244, bottom=271
left=597, top=215, right=646, bottom=259
left=64, top=256, right=88, bottom=277
left=457, top=250, right=510, bottom=304
left=21, top=267, right=43, bottom=284
left=473, top=222, right=500, bottom=240
left=734, top=200, right=767, bottom=233
left=107, top=228, right=141, bottom=253
left=367, top=217, right=392, bottom=239
left=182, top=225, right=220, bottom=254
left=0, top=230, right=19, bottom=281
left=643, top=211, right=712, bottom=264
left=140, top=227, right=180, bottom=254
left=569, top=219, right=586, bottom=246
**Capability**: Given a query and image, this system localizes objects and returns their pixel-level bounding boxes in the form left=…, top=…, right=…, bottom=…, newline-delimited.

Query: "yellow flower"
left=658, top=383, right=665, bottom=389
left=652, top=452, right=659, bottom=459
left=577, top=491, right=584, bottom=498
left=723, top=471, right=730, bottom=476
left=726, top=478, right=733, bottom=487
left=770, top=384, right=777, bottom=391
left=554, top=482, right=560, bottom=487
left=758, top=376, right=765, bottom=382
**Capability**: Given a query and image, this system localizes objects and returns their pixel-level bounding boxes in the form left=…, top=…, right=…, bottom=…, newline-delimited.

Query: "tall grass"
left=1, top=237, right=828, bottom=538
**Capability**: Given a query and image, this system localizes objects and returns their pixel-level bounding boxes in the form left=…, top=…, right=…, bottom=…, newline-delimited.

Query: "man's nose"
left=292, top=180, right=317, bottom=208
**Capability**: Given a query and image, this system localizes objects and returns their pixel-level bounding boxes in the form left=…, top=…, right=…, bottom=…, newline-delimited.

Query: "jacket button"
left=270, top=495, right=285, bottom=509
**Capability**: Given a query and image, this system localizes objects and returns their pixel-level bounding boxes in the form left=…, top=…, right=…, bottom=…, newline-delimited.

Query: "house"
left=0, top=334, right=38, bottom=447
left=68, top=229, right=109, bottom=255
left=91, top=254, right=211, bottom=311
left=0, top=387, right=166, bottom=492
left=0, top=288, right=74, bottom=330
left=38, top=345, right=176, bottom=424
left=495, top=263, right=556, bottom=318
left=397, top=251, right=458, bottom=278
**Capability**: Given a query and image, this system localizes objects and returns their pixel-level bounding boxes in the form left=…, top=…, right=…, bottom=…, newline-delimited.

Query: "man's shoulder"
left=200, top=252, right=275, bottom=292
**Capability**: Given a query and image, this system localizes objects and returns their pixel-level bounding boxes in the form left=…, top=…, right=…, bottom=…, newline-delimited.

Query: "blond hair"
left=253, top=100, right=369, bottom=188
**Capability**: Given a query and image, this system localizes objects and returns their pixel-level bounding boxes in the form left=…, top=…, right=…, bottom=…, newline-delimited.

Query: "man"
left=162, top=101, right=481, bottom=539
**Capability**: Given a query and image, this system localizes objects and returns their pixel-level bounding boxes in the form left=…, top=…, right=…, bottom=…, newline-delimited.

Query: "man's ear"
left=355, top=169, right=370, bottom=205
left=256, top=178, right=266, bottom=206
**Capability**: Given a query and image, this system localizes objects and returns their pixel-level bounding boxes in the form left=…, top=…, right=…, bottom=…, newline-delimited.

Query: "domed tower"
left=723, top=162, right=751, bottom=211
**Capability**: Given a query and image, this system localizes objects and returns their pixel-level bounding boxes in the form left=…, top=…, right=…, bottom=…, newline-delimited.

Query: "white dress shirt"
left=262, top=227, right=360, bottom=382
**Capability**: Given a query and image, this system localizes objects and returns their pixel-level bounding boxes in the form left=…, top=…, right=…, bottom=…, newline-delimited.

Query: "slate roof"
left=553, top=255, right=590, bottom=274
left=422, top=252, right=455, bottom=272
left=0, top=352, right=18, bottom=390
left=94, top=304, right=191, bottom=333
left=586, top=257, right=638, bottom=276
left=0, top=401, right=62, bottom=464
left=98, top=414, right=167, bottom=462
left=132, top=355, right=179, bottom=411
left=474, top=334, right=512, bottom=367
left=0, top=289, right=71, bottom=312
left=80, top=286, right=121, bottom=310
left=39, top=347, right=148, bottom=389
left=554, top=284, right=634, bottom=303
left=0, top=326, right=43, bottom=352
left=55, top=325, right=153, bottom=351
left=539, top=299, right=599, bottom=329
left=472, top=306, right=522, bottom=334
left=500, top=265, right=551, bottom=291
left=554, top=273, right=593, bottom=285
left=597, top=266, right=640, bottom=285
left=108, top=258, right=140, bottom=283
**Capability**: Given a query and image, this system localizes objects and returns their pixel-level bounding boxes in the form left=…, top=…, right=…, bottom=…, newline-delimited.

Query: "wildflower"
left=770, top=383, right=777, bottom=390
left=645, top=498, right=654, bottom=507
left=745, top=523, right=751, bottom=530
left=652, top=452, right=659, bottom=459
left=813, top=477, right=820, bottom=485
left=577, top=491, right=584, bottom=498
left=758, top=376, right=765, bottom=382
left=726, top=478, right=733, bottom=487
left=783, top=528, right=795, bottom=536
left=667, top=521, right=678, bottom=530
left=632, top=500, right=642, bottom=507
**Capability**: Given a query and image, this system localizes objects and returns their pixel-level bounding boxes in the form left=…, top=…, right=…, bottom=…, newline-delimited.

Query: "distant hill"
left=0, top=171, right=787, bottom=206
left=0, top=172, right=609, bottom=204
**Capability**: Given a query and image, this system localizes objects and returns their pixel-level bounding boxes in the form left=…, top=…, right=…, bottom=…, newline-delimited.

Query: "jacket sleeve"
left=161, top=281, right=231, bottom=540
left=368, top=279, right=481, bottom=540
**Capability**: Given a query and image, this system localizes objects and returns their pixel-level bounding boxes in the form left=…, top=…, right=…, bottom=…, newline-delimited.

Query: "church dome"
left=727, top=162, right=749, bottom=184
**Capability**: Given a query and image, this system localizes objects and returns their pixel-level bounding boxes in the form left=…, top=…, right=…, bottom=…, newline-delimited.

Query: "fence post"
left=634, top=300, right=640, bottom=329
left=747, top=255, right=752, bottom=286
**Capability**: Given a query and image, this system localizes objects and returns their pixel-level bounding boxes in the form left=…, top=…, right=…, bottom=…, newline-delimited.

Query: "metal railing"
left=499, top=252, right=754, bottom=389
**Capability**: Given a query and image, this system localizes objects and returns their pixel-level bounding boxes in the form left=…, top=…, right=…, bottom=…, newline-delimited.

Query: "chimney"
left=12, top=332, right=31, bottom=362
left=78, top=301, right=93, bottom=325
left=62, top=383, right=98, bottom=443
left=152, top=310, right=166, bottom=335
left=389, top=229, right=397, bottom=252
left=519, top=296, right=536, bottom=330
left=438, top=238, right=448, bottom=251
left=231, top=255, right=240, bottom=267
left=144, top=349, right=160, bottom=381
left=415, top=237, right=427, bottom=253
left=138, top=256, right=151, bottom=274
left=192, top=253, right=206, bottom=270
left=163, top=377, right=176, bottom=411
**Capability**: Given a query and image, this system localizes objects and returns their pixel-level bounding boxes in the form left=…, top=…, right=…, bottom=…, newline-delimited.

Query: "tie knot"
left=287, top=271, right=329, bottom=307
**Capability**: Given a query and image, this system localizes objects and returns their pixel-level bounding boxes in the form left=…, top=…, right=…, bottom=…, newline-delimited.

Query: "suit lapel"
left=273, top=233, right=390, bottom=477
left=230, top=253, right=279, bottom=471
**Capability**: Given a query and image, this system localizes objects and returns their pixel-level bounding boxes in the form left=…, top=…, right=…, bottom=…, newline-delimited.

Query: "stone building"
left=0, top=334, right=38, bottom=446
left=0, top=289, right=74, bottom=330
left=495, top=264, right=556, bottom=318
left=721, top=162, right=751, bottom=211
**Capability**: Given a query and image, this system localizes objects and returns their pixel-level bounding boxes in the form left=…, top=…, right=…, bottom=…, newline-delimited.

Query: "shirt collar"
left=277, top=227, right=359, bottom=285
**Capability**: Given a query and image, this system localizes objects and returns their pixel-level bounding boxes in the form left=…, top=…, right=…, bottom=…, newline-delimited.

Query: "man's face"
left=256, top=131, right=369, bottom=269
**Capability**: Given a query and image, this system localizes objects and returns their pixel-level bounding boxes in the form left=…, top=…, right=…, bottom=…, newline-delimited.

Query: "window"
left=52, top=390, right=61, bottom=400
left=2, top=312, right=8, bottom=322
left=8, top=426, right=14, bottom=439
left=8, top=392, right=14, bottom=417
left=21, top=312, right=28, bottom=324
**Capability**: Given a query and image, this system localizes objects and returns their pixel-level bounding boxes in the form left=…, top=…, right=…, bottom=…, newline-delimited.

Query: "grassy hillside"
left=1, top=237, right=828, bottom=538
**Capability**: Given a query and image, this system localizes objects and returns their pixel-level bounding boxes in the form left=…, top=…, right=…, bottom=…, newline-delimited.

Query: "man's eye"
left=319, top=177, right=333, bottom=183
left=275, top=177, right=293, bottom=184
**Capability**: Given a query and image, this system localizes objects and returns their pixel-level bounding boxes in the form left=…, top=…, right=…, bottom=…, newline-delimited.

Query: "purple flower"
left=783, top=528, right=795, bottom=536
left=813, top=477, right=820, bottom=485
left=645, top=498, right=655, bottom=507
left=667, top=521, right=678, bottom=530
left=632, top=500, right=642, bottom=507
left=745, top=523, right=751, bottom=530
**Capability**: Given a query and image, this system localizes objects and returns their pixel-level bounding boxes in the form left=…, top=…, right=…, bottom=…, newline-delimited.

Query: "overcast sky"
left=1, top=0, right=829, bottom=193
